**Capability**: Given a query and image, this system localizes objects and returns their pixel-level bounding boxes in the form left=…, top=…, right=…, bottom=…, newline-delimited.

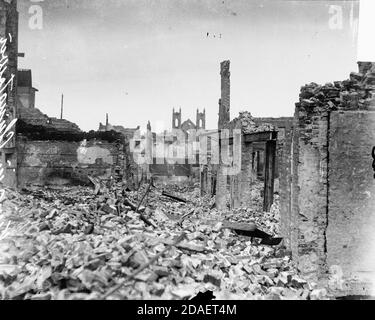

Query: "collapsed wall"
left=98, top=122, right=141, bottom=187
left=282, top=61, right=375, bottom=296
left=16, top=106, right=128, bottom=187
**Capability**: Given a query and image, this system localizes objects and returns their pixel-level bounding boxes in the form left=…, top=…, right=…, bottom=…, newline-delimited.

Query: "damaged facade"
left=98, top=115, right=140, bottom=187
left=0, top=2, right=137, bottom=189
left=205, top=60, right=292, bottom=214
left=16, top=101, right=128, bottom=187
left=281, top=62, right=375, bottom=295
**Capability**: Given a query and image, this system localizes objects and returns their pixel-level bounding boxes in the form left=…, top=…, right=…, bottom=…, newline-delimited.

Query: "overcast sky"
left=17, top=0, right=360, bottom=132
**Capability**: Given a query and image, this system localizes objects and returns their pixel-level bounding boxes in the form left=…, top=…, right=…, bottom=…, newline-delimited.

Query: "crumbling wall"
left=17, top=105, right=81, bottom=133
left=16, top=112, right=128, bottom=186
left=290, top=103, right=330, bottom=278
left=216, top=111, right=277, bottom=210
left=98, top=122, right=139, bottom=186
left=283, top=61, right=375, bottom=295
left=17, top=138, right=123, bottom=186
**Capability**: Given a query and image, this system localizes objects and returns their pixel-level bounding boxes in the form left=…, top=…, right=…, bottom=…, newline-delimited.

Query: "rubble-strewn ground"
left=0, top=181, right=330, bottom=300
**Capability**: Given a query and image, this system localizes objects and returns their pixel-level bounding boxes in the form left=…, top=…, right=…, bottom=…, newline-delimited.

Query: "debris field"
left=0, top=181, right=329, bottom=300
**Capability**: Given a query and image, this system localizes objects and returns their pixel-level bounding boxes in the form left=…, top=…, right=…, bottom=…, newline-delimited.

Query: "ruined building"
left=146, top=109, right=207, bottom=182
left=202, top=59, right=375, bottom=296
left=281, top=62, right=375, bottom=296
left=0, top=0, right=18, bottom=187
left=98, top=114, right=140, bottom=186
left=172, top=108, right=206, bottom=131
left=2, top=0, right=375, bottom=297
left=0, top=2, right=137, bottom=189
left=205, top=60, right=286, bottom=212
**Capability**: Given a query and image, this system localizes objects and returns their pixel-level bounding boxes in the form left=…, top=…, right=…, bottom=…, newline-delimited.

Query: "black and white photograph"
left=1, top=0, right=375, bottom=305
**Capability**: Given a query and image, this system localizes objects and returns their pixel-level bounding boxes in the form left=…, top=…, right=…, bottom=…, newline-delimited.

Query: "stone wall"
left=16, top=106, right=129, bottom=187
left=17, top=138, right=124, bottom=186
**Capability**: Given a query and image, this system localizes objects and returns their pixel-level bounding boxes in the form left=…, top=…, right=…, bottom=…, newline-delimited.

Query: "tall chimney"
left=218, top=60, right=230, bottom=129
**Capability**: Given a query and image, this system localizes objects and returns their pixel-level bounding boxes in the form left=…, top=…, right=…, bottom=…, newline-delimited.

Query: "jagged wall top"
left=297, top=61, right=375, bottom=112
left=225, top=111, right=276, bottom=134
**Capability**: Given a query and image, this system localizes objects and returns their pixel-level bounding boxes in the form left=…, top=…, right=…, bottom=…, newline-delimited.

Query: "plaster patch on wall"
left=77, top=143, right=113, bottom=165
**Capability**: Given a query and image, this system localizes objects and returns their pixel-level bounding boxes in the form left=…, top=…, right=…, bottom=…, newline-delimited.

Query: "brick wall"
left=291, top=105, right=330, bottom=279
left=282, top=61, right=375, bottom=294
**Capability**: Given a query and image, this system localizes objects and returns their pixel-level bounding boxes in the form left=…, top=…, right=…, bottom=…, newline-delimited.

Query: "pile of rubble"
left=226, top=111, right=276, bottom=134
left=0, top=181, right=330, bottom=300
left=298, top=61, right=375, bottom=112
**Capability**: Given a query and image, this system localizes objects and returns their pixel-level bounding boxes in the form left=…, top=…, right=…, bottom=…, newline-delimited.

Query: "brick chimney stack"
left=218, top=60, right=230, bottom=129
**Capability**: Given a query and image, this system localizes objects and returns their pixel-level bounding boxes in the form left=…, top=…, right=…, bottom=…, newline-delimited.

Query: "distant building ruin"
left=200, top=61, right=291, bottom=212
left=172, top=108, right=206, bottom=131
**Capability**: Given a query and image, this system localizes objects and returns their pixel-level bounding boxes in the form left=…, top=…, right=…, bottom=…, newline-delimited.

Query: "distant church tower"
left=196, top=109, right=206, bottom=129
left=172, top=108, right=182, bottom=129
